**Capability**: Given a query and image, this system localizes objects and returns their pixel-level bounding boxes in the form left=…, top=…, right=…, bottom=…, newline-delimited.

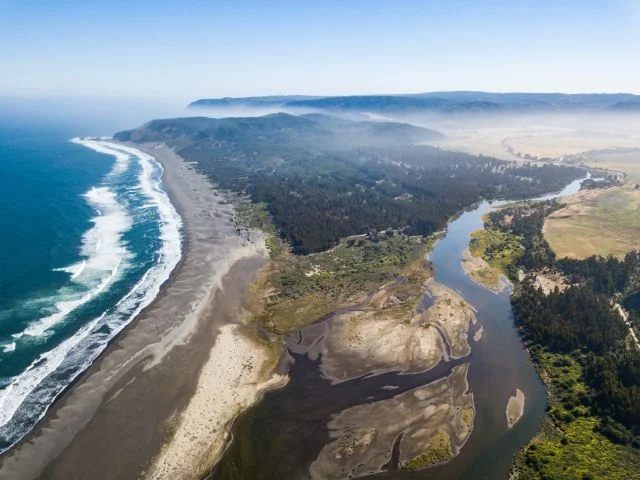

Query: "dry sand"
left=423, top=279, right=477, bottom=359
left=147, top=324, right=287, bottom=479
left=309, top=308, right=445, bottom=382
left=506, top=389, right=525, bottom=428
left=290, top=277, right=476, bottom=383
left=0, top=143, right=280, bottom=480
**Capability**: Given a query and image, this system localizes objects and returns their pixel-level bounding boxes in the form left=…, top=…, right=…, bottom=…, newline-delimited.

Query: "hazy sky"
left=1, top=0, right=639, bottom=103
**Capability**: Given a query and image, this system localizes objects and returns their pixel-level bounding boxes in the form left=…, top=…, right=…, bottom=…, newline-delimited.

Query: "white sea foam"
left=71, top=138, right=130, bottom=176
left=0, top=313, right=106, bottom=429
left=53, top=260, right=87, bottom=280
left=2, top=343, right=16, bottom=353
left=24, top=186, right=131, bottom=337
left=0, top=140, right=183, bottom=447
left=85, top=141, right=183, bottom=333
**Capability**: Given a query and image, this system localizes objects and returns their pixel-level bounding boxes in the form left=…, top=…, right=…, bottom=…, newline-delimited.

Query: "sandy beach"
left=0, top=142, right=281, bottom=479
left=147, top=323, right=287, bottom=479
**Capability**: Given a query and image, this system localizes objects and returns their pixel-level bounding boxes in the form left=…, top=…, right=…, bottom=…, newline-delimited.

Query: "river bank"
left=461, top=248, right=509, bottom=293
left=210, top=233, right=479, bottom=479
left=0, top=142, right=278, bottom=479
left=474, top=186, right=640, bottom=479
left=210, top=176, right=587, bottom=479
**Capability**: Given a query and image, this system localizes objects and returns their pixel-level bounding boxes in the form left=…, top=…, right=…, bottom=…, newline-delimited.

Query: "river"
left=210, top=175, right=587, bottom=480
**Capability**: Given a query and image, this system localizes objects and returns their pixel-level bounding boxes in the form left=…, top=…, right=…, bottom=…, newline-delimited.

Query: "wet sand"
left=309, top=364, right=474, bottom=479
left=211, top=271, right=478, bottom=479
left=0, top=143, right=275, bottom=479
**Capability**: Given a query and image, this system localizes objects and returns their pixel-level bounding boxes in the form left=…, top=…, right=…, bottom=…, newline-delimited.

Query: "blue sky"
left=1, top=0, right=639, bottom=102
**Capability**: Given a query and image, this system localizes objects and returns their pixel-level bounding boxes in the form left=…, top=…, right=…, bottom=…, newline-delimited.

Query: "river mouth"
left=210, top=177, right=586, bottom=480
left=211, top=352, right=468, bottom=480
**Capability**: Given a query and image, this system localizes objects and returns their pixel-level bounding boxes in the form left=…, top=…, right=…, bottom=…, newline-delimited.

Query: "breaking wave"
left=0, top=139, right=182, bottom=452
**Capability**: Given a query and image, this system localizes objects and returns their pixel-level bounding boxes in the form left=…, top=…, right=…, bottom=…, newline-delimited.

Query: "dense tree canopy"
left=513, top=284, right=627, bottom=354
left=117, top=113, right=582, bottom=253
left=494, top=200, right=640, bottom=438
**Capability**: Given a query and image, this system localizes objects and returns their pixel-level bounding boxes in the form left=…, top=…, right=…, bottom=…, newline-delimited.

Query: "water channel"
left=211, top=175, right=587, bottom=480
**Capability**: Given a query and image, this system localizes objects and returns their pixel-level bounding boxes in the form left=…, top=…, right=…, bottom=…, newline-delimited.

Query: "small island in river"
left=506, top=389, right=526, bottom=428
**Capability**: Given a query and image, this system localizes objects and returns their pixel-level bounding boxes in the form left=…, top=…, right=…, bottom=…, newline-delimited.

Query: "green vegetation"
left=533, top=351, right=589, bottom=421
left=517, top=417, right=640, bottom=480
left=252, top=231, right=433, bottom=333
left=476, top=200, right=640, bottom=478
left=514, top=285, right=627, bottom=354
left=559, top=251, right=640, bottom=296
left=514, top=350, right=640, bottom=480
left=402, top=431, right=454, bottom=470
left=485, top=200, right=562, bottom=273
left=233, top=201, right=275, bottom=233
left=469, top=225, right=523, bottom=276
left=116, top=113, right=582, bottom=253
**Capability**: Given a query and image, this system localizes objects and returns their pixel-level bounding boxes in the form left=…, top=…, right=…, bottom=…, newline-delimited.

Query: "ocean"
left=0, top=104, right=183, bottom=452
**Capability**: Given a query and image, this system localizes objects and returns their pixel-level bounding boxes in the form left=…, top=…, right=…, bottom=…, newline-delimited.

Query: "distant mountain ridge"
left=189, top=91, right=640, bottom=115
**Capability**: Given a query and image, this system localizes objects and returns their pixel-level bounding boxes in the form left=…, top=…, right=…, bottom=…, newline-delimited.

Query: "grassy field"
left=543, top=148, right=640, bottom=260
left=514, top=350, right=640, bottom=480
left=543, top=186, right=640, bottom=259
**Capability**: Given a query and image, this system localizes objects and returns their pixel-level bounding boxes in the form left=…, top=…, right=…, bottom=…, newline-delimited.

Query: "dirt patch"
left=532, top=271, right=568, bottom=295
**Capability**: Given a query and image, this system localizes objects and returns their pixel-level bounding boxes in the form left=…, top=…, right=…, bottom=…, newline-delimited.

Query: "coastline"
left=0, top=142, right=281, bottom=479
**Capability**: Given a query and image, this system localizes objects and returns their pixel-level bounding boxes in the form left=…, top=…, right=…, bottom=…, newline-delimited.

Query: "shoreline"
left=461, top=248, right=510, bottom=294
left=0, top=142, right=280, bottom=479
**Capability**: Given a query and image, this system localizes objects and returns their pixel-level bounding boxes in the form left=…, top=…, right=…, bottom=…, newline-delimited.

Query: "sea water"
left=0, top=108, right=182, bottom=452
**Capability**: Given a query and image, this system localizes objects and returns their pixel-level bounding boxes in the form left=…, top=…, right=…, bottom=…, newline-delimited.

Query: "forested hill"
left=115, top=113, right=582, bottom=253
left=114, top=113, right=444, bottom=148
